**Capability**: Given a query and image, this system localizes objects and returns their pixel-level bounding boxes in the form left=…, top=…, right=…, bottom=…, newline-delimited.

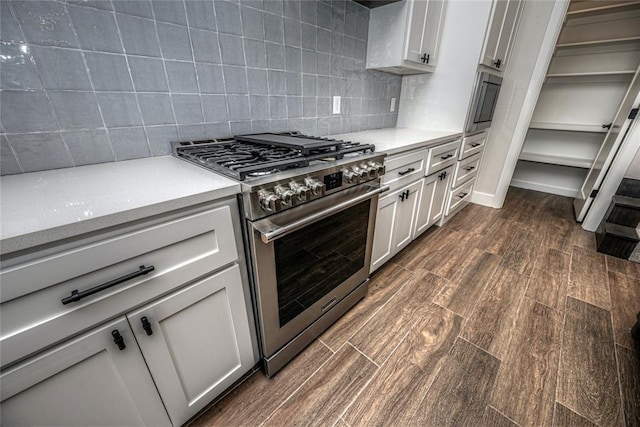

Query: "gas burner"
left=172, top=132, right=376, bottom=181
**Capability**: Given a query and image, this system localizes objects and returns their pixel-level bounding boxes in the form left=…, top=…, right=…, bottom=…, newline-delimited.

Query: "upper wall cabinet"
left=480, top=0, right=523, bottom=71
left=366, top=0, right=447, bottom=74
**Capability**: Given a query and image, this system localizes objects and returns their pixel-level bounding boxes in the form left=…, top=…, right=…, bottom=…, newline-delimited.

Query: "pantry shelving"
left=512, top=0, right=640, bottom=197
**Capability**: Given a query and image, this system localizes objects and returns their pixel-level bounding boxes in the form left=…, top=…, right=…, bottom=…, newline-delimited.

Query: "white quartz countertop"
left=0, top=156, right=240, bottom=254
left=330, top=127, right=463, bottom=156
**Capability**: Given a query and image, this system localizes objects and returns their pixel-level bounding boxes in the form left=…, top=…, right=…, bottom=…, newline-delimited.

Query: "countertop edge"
left=0, top=183, right=241, bottom=256
left=380, top=133, right=464, bottom=156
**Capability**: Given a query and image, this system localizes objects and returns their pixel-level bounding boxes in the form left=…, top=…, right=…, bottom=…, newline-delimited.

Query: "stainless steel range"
left=173, top=132, right=387, bottom=376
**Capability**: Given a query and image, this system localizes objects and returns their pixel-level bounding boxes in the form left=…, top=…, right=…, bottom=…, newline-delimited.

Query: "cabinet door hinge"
left=590, top=189, right=599, bottom=198
left=629, top=108, right=638, bottom=120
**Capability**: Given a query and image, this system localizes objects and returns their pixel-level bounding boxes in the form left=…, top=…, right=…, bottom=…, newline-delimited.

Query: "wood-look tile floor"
left=189, top=188, right=640, bottom=427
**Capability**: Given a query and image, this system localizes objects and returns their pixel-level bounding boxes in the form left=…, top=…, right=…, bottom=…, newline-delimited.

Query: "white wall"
left=396, top=0, right=493, bottom=131
left=472, top=0, right=568, bottom=208
left=625, top=147, right=640, bottom=179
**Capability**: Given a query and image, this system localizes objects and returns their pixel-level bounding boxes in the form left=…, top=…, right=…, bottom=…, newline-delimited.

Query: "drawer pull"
left=470, top=143, right=482, bottom=148
left=464, top=166, right=476, bottom=172
left=111, top=330, right=126, bottom=351
left=398, top=167, right=415, bottom=176
left=141, top=316, right=153, bottom=336
left=440, top=154, right=454, bottom=160
left=399, top=189, right=410, bottom=201
left=458, top=192, right=469, bottom=199
left=61, top=265, right=155, bottom=305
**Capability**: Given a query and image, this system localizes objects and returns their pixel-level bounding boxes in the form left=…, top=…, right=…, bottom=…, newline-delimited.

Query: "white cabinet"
left=480, top=0, right=523, bottom=71
left=0, top=199, right=258, bottom=426
left=128, top=265, right=255, bottom=427
left=371, top=180, right=422, bottom=272
left=413, top=165, right=454, bottom=239
left=367, top=0, right=447, bottom=74
left=0, top=318, right=171, bottom=427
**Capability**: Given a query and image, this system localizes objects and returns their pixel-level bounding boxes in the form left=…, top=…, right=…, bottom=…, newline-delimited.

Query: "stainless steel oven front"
left=248, top=181, right=387, bottom=376
left=466, top=71, right=503, bottom=132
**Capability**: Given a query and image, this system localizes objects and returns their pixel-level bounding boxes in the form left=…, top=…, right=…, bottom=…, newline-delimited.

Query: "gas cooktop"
left=172, top=132, right=376, bottom=181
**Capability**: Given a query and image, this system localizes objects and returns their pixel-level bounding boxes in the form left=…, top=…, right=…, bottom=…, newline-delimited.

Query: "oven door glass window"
left=274, top=200, right=370, bottom=327
left=473, top=81, right=500, bottom=124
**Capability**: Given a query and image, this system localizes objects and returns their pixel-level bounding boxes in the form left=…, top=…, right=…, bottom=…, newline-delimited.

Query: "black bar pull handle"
left=441, top=154, right=454, bottom=160
left=602, top=123, right=612, bottom=129
left=405, top=189, right=410, bottom=200
left=141, top=317, right=153, bottom=336
left=112, top=330, right=126, bottom=350
left=399, top=192, right=406, bottom=201
left=464, top=166, right=476, bottom=172
left=470, top=142, right=482, bottom=147
left=494, top=58, right=502, bottom=68
left=458, top=192, right=468, bottom=199
left=62, top=265, right=155, bottom=305
left=398, top=167, right=415, bottom=176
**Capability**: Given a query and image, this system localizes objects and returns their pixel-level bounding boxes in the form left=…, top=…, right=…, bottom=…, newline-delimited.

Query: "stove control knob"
left=274, top=185, right=296, bottom=206
left=353, top=165, right=370, bottom=181
left=289, top=182, right=311, bottom=202
left=368, top=161, right=385, bottom=177
left=258, top=190, right=281, bottom=212
left=362, top=163, right=379, bottom=179
left=342, top=168, right=361, bottom=184
left=305, top=178, right=326, bottom=196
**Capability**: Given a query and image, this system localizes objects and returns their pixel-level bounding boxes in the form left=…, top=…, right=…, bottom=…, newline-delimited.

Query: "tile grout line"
left=258, top=342, right=339, bottom=426
left=487, top=405, right=523, bottom=427
left=608, top=269, right=627, bottom=426
left=552, top=275, right=569, bottom=426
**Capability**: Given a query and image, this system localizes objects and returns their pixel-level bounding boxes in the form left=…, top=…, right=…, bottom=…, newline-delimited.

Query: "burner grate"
left=172, top=132, right=375, bottom=181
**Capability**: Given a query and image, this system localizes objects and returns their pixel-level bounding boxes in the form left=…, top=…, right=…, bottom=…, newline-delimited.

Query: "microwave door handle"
left=254, top=184, right=390, bottom=244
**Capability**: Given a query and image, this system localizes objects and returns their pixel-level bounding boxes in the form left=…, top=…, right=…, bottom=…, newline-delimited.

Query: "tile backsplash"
left=0, top=0, right=401, bottom=175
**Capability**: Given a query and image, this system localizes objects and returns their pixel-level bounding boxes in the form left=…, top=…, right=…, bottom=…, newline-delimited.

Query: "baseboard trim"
left=510, top=179, right=578, bottom=198
left=471, top=190, right=500, bottom=208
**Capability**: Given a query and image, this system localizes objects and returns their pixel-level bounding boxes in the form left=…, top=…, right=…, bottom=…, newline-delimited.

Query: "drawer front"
left=453, top=153, right=481, bottom=188
left=460, top=132, right=486, bottom=160
left=426, top=140, right=460, bottom=176
left=446, top=179, right=475, bottom=216
left=1, top=203, right=239, bottom=368
left=382, top=149, right=427, bottom=190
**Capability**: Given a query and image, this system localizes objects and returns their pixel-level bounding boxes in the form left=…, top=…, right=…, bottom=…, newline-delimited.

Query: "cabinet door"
left=392, top=180, right=423, bottom=253
left=0, top=318, right=171, bottom=427
left=371, top=191, right=401, bottom=273
left=494, top=0, right=521, bottom=70
left=413, top=174, right=438, bottom=239
left=127, top=264, right=255, bottom=427
left=405, top=0, right=446, bottom=67
left=481, top=0, right=521, bottom=70
left=430, top=165, right=455, bottom=224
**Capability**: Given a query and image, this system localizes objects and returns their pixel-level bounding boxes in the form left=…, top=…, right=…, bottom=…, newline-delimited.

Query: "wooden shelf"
left=557, top=36, right=640, bottom=49
left=529, top=122, right=608, bottom=133
left=511, top=161, right=589, bottom=198
left=547, top=70, right=636, bottom=77
left=567, top=1, right=640, bottom=18
left=518, top=153, right=593, bottom=168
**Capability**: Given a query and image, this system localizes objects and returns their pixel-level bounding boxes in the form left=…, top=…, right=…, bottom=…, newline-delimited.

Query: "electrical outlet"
left=390, top=97, right=396, bottom=112
left=332, top=96, right=341, bottom=114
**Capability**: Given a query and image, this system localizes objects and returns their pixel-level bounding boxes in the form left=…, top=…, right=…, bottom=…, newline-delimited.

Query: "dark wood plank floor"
left=189, top=188, right=640, bottom=427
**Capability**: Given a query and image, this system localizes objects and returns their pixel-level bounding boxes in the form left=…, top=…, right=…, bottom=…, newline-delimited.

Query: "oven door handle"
left=254, top=184, right=390, bottom=244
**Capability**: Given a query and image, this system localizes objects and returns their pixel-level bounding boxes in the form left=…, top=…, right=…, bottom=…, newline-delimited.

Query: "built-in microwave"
left=465, top=71, right=503, bottom=133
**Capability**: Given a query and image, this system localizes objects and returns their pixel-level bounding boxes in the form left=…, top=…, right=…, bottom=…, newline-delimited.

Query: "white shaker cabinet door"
left=392, top=180, right=423, bottom=254
left=0, top=317, right=171, bottom=427
left=370, top=190, right=401, bottom=273
left=430, top=165, right=455, bottom=224
left=481, top=0, right=521, bottom=71
left=405, top=0, right=447, bottom=68
left=413, top=173, right=439, bottom=239
left=127, top=264, right=255, bottom=427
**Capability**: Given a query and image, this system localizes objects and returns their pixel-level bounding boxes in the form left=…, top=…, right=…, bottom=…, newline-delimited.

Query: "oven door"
left=249, top=181, right=387, bottom=358
left=466, top=72, right=503, bottom=132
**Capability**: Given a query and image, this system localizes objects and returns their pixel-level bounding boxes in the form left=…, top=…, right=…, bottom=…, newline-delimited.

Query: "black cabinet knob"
left=141, top=316, right=153, bottom=336
left=112, top=330, right=126, bottom=350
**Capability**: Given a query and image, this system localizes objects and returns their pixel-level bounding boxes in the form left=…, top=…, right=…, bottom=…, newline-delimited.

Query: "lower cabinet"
left=414, top=165, right=454, bottom=238
left=371, top=180, right=422, bottom=272
left=0, top=317, right=171, bottom=427
left=0, top=264, right=255, bottom=427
